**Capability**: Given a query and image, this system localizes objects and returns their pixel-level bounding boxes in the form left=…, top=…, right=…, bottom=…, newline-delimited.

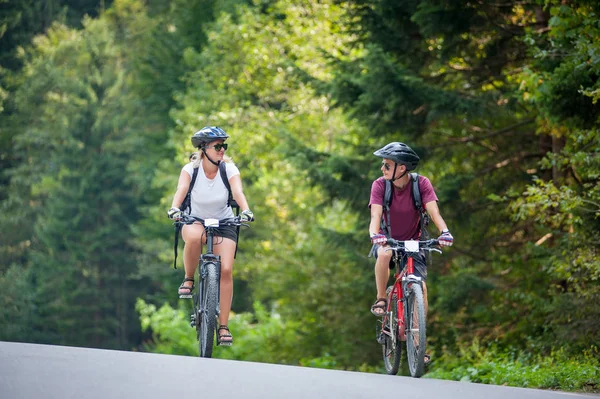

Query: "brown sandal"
left=178, top=277, right=194, bottom=299
left=370, top=298, right=388, bottom=317
left=217, top=325, right=233, bottom=346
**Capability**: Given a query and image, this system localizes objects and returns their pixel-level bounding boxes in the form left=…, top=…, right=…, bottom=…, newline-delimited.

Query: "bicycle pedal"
left=179, top=294, right=192, bottom=299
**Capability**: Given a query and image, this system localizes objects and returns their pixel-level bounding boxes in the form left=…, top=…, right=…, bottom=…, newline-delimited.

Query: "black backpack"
left=172, top=162, right=240, bottom=268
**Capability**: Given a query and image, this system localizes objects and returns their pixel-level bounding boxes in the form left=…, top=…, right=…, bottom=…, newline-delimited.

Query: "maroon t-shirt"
left=369, top=176, right=438, bottom=240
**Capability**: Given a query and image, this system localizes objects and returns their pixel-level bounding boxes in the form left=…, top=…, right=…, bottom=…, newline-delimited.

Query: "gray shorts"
left=373, top=245, right=428, bottom=280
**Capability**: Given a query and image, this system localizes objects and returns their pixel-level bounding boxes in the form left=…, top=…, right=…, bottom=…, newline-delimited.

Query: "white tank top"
left=182, top=161, right=240, bottom=219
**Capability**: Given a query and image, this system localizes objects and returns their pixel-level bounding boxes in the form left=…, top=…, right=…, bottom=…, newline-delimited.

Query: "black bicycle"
left=378, top=238, right=441, bottom=377
left=177, top=215, right=245, bottom=358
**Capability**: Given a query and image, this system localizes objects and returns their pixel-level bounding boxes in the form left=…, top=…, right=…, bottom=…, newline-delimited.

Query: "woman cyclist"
left=167, top=126, right=254, bottom=345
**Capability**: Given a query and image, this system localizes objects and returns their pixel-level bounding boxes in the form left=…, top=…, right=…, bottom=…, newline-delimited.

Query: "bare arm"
left=171, top=170, right=191, bottom=209
left=369, top=204, right=383, bottom=236
left=425, top=200, right=449, bottom=233
left=229, top=174, right=250, bottom=211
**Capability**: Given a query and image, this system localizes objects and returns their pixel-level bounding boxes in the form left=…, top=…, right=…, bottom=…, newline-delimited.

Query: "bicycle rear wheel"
left=405, top=283, right=426, bottom=377
left=197, top=262, right=218, bottom=358
left=382, top=293, right=401, bottom=375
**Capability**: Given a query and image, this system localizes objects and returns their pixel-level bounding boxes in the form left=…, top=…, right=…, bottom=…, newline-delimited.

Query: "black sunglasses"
left=381, top=161, right=392, bottom=171
left=206, top=143, right=228, bottom=151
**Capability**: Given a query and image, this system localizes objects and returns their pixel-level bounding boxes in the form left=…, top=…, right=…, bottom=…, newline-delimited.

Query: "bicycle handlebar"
left=176, top=215, right=244, bottom=227
left=386, top=238, right=441, bottom=253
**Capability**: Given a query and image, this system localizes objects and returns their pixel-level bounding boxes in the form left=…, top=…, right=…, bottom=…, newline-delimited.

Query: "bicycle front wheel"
left=405, top=283, right=426, bottom=377
left=197, top=262, right=218, bottom=358
left=382, top=293, right=401, bottom=375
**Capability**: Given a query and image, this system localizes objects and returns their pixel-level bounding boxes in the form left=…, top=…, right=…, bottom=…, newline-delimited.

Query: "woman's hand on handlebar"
left=168, top=207, right=182, bottom=220
left=240, top=209, right=254, bottom=222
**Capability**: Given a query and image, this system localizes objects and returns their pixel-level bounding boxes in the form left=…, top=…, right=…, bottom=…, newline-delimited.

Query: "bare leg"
left=371, top=246, right=393, bottom=316
left=214, top=237, right=237, bottom=328
left=375, top=246, right=392, bottom=299
left=180, top=224, right=206, bottom=293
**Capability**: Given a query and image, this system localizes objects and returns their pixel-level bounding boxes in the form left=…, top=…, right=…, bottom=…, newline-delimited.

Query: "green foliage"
left=136, top=299, right=197, bottom=355
left=136, top=298, right=307, bottom=363
left=427, top=342, right=600, bottom=393
left=0, top=265, right=38, bottom=342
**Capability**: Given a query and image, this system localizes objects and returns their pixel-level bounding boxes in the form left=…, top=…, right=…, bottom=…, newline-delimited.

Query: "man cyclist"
left=368, top=142, right=453, bottom=327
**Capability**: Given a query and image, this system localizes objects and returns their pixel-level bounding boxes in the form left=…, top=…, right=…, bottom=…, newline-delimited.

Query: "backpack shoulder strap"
left=174, top=167, right=198, bottom=269
left=384, top=179, right=393, bottom=210
left=218, top=161, right=230, bottom=192
left=218, top=161, right=239, bottom=212
left=218, top=161, right=241, bottom=259
left=190, top=167, right=199, bottom=191
left=410, top=172, right=421, bottom=211
left=180, top=167, right=199, bottom=212
left=410, top=172, right=430, bottom=238
left=380, top=179, right=393, bottom=237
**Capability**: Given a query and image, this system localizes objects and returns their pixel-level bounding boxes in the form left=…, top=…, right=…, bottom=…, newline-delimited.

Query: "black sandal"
left=217, top=325, right=233, bottom=346
left=178, top=277, right=194, bottom=299
left=424, top=353, right=432, bottom=366
left=370, top=298, right=388, bottom=317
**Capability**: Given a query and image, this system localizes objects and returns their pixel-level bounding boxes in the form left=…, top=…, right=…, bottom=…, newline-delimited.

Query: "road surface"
left=0, top=341, right=595, bottom=399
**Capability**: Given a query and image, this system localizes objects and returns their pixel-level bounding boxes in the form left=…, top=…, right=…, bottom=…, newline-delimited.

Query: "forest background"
left=1, top=0, right=598, bottom=392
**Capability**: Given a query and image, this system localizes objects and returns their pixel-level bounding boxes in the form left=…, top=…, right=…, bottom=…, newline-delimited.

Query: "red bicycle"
left=377, top=238, right=441, bottom=377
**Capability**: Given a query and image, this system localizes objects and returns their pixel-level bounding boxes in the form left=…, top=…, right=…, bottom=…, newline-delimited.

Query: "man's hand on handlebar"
left=370, top=233, right=387, bottom=245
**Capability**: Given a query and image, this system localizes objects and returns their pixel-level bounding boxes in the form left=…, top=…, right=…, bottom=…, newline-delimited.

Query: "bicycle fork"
left=401, top=277, right=423, bottom=339
left=190, top=256, right=222, bottom=328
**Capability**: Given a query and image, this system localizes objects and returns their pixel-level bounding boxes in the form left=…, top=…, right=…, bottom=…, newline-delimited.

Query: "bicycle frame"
left=197, top=221, right=222, bottom=315
left=384, top=247, right=423, bottom=343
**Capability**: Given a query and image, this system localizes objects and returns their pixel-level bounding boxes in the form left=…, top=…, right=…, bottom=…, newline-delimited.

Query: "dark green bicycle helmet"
left=373, top=142, right=420, bottom=170
left=191, top=126, right=229, bottom=148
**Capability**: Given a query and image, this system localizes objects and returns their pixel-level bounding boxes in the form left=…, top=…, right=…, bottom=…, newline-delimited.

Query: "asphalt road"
left=0, top=341, right=595, bottom=399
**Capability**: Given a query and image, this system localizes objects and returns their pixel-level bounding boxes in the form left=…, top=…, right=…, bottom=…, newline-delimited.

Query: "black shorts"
left=211, top=225, right=238, bottom=243
left=373, top=245, right=428, bottom=281
left=181, top=224, right=238, bottom=243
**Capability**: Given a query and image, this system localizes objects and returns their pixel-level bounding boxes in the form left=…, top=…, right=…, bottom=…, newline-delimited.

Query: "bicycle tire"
left=382, top=293, right=401, bottom=375
left=197, top=262, right=218, bottom=358
left=405, top=283, right=426, bottom=377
